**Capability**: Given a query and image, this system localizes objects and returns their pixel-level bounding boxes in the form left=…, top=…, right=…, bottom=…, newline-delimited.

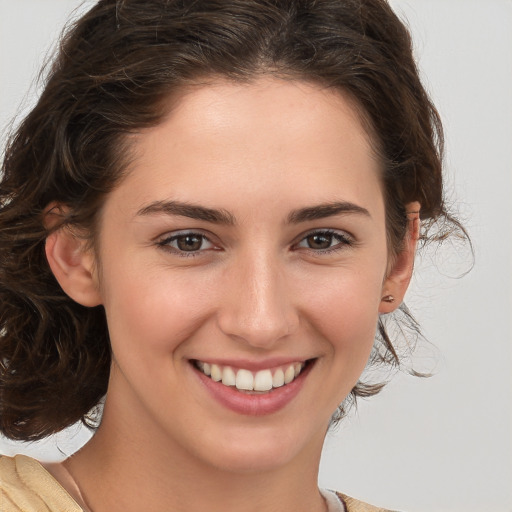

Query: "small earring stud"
left=382, top=295, right=395, bottom=303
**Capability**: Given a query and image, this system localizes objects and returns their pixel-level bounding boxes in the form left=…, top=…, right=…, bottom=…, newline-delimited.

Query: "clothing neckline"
left=320, top=488, right=347, bottom=512
left=40, top=456, right=345, bottom=512
left=42, top=458, right=91, bottom=511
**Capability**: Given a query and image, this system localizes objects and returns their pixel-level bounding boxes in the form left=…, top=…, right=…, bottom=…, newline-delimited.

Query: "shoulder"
left=335, top=492, right=402, bottom=512
left=0, top=454, right=83, bottom=512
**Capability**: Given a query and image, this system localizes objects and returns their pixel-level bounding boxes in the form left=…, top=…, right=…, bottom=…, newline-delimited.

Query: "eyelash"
left=156, top=231, right=216, bottom=258
left=156, top=229, right=354, bottom=257
left=295, top=229, right=354, bottom=254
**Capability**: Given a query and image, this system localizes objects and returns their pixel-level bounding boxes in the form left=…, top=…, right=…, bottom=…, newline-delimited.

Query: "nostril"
left=216, top=307, right=297, bottom=347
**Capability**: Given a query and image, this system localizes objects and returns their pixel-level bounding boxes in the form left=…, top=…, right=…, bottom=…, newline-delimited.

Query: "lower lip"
left=193, top=362, right=314, bottom=416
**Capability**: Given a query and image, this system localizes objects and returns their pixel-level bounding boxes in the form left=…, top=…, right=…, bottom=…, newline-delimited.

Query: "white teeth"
left=222, top=367, right=236, bottom=386
left=197, top=360, right=307, bottom=392
left=272, top=368, right=285, bottom=388
left=236, top=369, right=254, bottom=391
left=253, top=369, right=273, bottom=391
left=284, top=365, right=295, bottom=384
left=210, top=364, right=222, bottom=382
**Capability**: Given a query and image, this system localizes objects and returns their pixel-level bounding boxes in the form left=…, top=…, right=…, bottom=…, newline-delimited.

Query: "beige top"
left=0, top=454, right=397, bottom=512
left=1, top=455, right=83, bottom=511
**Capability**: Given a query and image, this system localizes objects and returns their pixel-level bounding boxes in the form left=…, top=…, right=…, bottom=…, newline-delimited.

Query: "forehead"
left=108, top=77, right=384, bottom=220
left=155, top=77, right=377, bottom=162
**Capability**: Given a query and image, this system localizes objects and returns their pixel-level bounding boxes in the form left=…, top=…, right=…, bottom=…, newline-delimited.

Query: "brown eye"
left=176, top=234, right=203, bottom=251
left=158, top=232, right=215, bottom=254
left=296, top=230, right=352, bottom=253
left=306, top=233, right=333, bottom=250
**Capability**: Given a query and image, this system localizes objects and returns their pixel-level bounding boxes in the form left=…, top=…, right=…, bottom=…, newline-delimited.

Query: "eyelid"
left=156, top=229, right=219, bottom=256
left=293, top=228, right=355, bottom=252
left=155, top=227, right=216, bottom=243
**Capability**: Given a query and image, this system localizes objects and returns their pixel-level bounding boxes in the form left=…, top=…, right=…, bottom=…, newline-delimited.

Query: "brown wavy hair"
left=0, top=0, right=454, bottom=440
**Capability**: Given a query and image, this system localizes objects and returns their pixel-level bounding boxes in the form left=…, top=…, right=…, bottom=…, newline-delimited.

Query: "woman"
left=0, top=1, right=455, bottom=511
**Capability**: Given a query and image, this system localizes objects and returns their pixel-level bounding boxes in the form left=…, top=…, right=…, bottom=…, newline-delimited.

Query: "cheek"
left=285, top=270, right=382, bottom=416
left=318, top=291, right=379, bottom=362
left=298, top=262, right=383, bottom=325
left=100, top=258, right=214, bottom=361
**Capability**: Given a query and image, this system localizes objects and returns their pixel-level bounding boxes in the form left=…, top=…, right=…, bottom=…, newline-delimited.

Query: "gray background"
left=1, top=1, right=511, bottom=511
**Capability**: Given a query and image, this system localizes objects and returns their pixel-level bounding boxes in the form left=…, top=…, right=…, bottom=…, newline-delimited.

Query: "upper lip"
left=190, top=357, right=314, bottom=372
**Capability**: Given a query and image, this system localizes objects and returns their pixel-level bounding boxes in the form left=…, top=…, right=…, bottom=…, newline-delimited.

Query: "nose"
left=217, top=249, right=299, bottom=349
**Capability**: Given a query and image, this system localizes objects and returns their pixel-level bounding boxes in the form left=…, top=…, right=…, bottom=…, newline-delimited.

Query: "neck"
left=63, top=402, right=327, bottom=512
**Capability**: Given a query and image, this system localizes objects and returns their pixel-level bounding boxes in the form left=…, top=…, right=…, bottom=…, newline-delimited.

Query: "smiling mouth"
left=193, top=360, right=312, bottom=393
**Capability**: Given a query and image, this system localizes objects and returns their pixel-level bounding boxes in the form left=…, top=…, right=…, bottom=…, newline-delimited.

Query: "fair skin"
left=45, top=78, right=419, bottom=512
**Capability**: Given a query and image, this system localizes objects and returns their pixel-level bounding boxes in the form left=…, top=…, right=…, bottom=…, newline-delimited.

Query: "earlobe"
left=379, top=202, right=421, bottom=314
left=45, top=226, right=102, bottom=307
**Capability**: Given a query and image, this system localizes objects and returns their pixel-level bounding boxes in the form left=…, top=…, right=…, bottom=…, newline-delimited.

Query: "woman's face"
left=92, top=78, right=394, bottom=473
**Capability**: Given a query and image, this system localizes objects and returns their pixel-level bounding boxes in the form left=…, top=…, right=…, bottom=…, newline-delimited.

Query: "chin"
left=208, top=445, right=299, bottom=474
left=193, top=422, right=326, bottom=475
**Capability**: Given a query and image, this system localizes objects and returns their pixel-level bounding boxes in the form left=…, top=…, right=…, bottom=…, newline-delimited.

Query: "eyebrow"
left=136, top=199, right=370, bottom=225
left=136, top=200, right=236, bottom=225
left=287, top=201, right=370, bottom=223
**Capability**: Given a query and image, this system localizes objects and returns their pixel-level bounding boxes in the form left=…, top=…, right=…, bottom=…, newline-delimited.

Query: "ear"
left=44, top=208, right=102, bottom=307
left=379, top=202, right=421, bottom=314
